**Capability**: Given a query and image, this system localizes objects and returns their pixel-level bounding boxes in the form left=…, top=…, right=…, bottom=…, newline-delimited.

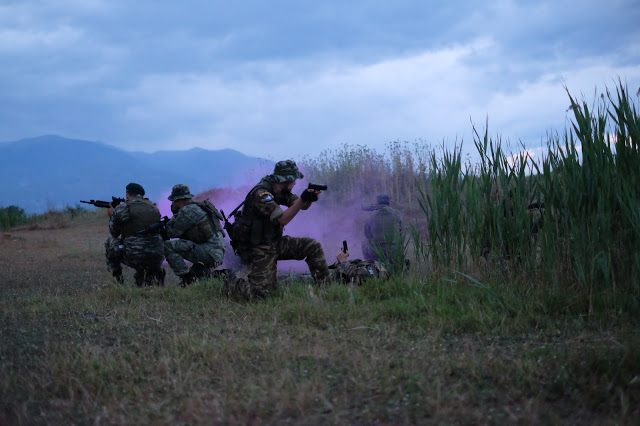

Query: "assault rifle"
left=80, top=196, right=125, bottom=208
left=361, top=204, right=377, bottom=212
left=137, top=216, right=170, bottom=240
left=220, top=200, right=245, bottom=241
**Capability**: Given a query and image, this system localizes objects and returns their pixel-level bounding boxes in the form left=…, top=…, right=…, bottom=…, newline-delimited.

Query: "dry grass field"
left=1, top=211, right=638, bottom=425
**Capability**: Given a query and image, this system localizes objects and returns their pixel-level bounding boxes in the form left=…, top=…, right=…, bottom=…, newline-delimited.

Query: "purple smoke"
left=159, top=163, right=391, bottom=274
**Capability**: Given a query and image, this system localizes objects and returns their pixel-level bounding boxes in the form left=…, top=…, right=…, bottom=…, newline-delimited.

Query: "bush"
left=0, top=205, right=31, bottom=229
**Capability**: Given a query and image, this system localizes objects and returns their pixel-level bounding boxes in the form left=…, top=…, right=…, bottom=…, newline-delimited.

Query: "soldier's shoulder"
left=113, top=203, right=129, bottom=213
left=181, top=203, right=204, bottom=213
left=252, top=188, right=276, bottom=203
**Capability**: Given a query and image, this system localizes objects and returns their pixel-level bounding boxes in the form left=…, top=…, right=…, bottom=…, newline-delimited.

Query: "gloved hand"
left=300, top=189, right=318, bottom=202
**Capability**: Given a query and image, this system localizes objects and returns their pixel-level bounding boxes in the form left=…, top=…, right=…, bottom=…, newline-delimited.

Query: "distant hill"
left=0, top=135, right=272, bottom=213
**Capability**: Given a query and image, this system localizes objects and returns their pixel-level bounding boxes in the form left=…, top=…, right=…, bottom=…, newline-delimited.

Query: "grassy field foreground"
left=1, top=212, right=638, bottom=425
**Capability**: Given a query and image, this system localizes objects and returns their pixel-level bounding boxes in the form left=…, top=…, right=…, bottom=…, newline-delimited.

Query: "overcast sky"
left=1, top=0, right=638, bottom=161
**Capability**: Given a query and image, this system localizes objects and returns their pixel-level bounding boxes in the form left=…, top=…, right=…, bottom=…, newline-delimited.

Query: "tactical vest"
left=182, top=201, right=224, bottom=244
left=235, top=178, right=284, bottom=245
left=368, top=206, right=401, bottom=245
left=120, top=198, right=161, bottom=238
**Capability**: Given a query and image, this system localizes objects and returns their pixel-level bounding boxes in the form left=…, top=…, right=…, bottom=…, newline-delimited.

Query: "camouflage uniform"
left=329, top=259, right=389, bottom=284
left=164, top=184, right=225, bottom=285
left=105, top=190, right=165, bottom=286
left=277, top=259, right=389, bottom=285
left=229, top=160, right=329, bottom=300
left=361, top=193, right=404, bottom=270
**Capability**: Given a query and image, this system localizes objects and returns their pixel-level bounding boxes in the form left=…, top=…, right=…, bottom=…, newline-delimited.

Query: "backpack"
left=197, top=199, right=225, bottom=234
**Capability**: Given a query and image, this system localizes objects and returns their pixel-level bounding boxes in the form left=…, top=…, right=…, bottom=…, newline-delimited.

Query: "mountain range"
left=0, top=135, right=272, bottom=213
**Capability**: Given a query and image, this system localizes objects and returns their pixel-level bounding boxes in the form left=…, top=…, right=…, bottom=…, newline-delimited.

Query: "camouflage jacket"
left=364, top=205, right=402, bottom=245
left=166, top=201, right=222, bottom=244
left=243, top=176, right=299, bottom=222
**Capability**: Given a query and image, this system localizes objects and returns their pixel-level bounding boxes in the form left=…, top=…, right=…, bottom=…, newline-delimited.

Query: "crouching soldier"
left=164, top=184, right=226, bottom=286
left=105, top=182, right=165, bottom=286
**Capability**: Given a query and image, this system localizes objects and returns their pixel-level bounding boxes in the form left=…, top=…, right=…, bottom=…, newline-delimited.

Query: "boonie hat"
left=168, top=184, right=194, bottom=201
left=272, top=160, right=304, bottom=182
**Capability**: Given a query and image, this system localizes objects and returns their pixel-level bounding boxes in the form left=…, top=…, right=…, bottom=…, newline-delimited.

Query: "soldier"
left=227, top=160, right=329, bottom=300
left=331, top=249, right=389, bottom=284
left=277, top=249, right=389, bottom=285
left=361, top=193, right=404, bottom=271
left=164, top=184, right=226, bottom=286
left=105, top=182, right=165, bottom=286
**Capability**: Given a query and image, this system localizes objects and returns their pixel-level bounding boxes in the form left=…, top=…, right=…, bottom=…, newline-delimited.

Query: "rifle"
left=80, top=196, right=125, bottom=208
left=361, top=204, right=377, bottom=212
left=137, top=216, right=170, bottom=240
left=221, top=202, right=252, bottom=261
left=220, top=200, right=245, bottom=240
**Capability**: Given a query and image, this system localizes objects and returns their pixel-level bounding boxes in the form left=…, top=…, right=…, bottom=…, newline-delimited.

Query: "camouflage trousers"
left=232, top=236, right=329, bottom=300
left=164, top=237, right=225, bottom=277
left=105, top=236, right=165, bottom=286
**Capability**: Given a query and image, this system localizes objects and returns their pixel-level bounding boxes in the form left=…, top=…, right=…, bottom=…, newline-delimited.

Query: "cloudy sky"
left=1, top=0, right=638, bottom=161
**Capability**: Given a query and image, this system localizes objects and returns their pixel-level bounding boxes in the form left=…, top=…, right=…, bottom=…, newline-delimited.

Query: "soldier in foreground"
left=227, top=160, right=329, bottom=300
left=164, top=184, right=226, bottom=287
left=105, top=183, right=165, bottom=286
left=361, top=193, right=404, bottom=271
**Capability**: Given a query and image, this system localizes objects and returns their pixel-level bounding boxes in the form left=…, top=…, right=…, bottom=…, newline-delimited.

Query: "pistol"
left=342, top=240, right=348, bottom=254
left=308, top=183, right=328, bottom=191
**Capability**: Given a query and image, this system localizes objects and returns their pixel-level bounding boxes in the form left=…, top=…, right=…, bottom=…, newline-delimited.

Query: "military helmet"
left=126, top=182, right=145, bottom=196
left=272, top=160, right=304, bottom=182
left=376, top=193, right=391, bottom=205
left=168, top=184, right=194, bottom=201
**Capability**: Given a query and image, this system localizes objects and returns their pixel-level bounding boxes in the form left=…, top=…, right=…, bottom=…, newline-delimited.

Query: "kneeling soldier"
left=164, top=184, right=226, bottom=286
left=105, top=182, right=165, bottom=286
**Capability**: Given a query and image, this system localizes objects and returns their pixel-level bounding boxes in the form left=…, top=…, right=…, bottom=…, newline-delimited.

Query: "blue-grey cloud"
left=0, top=0, right=638, bottom=160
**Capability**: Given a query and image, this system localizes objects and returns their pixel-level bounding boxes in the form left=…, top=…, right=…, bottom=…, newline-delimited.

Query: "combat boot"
left=134, top=269, right=145, bottom=287
left=156, top=268, right=166, bottom=286
left=179, top=271, right=196, bottom=288
left=111, top=267, right=124, bottom=284
left=190, top=263, right=211, bottom=280
left=143, top=266, right=166, bottom=286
